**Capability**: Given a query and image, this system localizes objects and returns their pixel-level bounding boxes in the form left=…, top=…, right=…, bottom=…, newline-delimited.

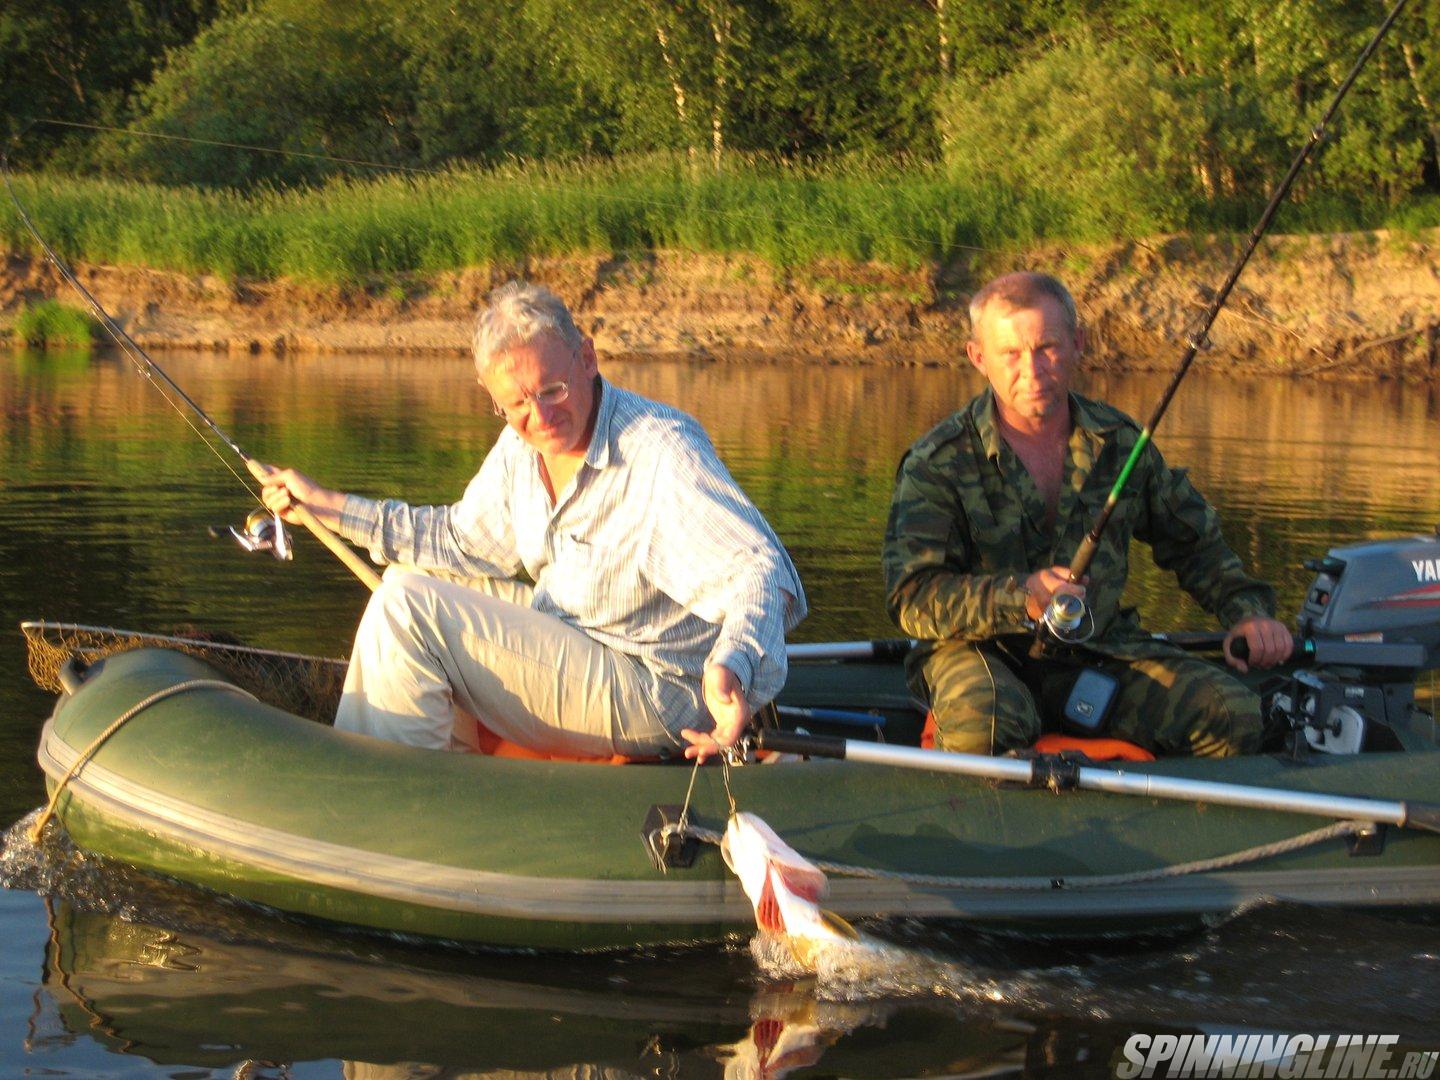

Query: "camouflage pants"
left=907, top=637, right=1263, bottom=758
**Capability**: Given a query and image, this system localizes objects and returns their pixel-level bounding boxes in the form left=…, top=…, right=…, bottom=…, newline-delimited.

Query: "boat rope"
left=675, top=819, right=1370, bottom=891
left=30, top=679, right=255, bottom=843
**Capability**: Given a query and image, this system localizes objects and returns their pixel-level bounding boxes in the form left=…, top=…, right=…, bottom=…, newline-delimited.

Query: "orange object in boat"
left=919, top=711, right=1155, bottom=761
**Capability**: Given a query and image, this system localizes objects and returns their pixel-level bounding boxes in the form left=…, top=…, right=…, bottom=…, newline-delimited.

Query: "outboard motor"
left=1267, top=530, right=1440, bottom=755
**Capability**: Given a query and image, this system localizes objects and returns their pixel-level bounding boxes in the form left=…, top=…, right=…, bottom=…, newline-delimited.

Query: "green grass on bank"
left=9, top=300, right=95, bottom=347
left=3, top=156, right=1438, bottom=284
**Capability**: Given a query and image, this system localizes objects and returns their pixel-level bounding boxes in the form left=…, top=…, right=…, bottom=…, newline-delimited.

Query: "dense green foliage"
left=0, top=0, right=226, bottom=166
left=2, top=0, right=1437, bottom=274
left=4, top=156, right=1435, bottom=284
left=10, top=300, right=94, bottom=346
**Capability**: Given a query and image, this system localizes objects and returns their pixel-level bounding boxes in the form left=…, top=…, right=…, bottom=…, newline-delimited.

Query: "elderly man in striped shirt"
left=254, top=281, right=806, bottom=763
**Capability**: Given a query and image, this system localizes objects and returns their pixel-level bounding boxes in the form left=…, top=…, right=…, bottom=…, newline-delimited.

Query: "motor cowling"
left=1267, top=531, right=1440, bottom=755
left=1297, top=532, right=1440, bottom=672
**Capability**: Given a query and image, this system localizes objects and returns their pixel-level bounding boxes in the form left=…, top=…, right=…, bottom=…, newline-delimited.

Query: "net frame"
left=22, top=620, right=347, bottom=723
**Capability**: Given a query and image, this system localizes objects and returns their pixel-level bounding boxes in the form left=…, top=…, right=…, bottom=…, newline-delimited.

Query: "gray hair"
left=968, top=272, right=1078, bottom=337
left=473, top=281, right=582, bottom=373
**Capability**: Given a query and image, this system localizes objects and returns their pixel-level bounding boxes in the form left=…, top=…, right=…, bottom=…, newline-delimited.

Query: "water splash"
left=1, top=808, right=282, bottom=940
left=0, top=810, right=112, bottom=902
left=739, top=897, right=1440, bottom=1041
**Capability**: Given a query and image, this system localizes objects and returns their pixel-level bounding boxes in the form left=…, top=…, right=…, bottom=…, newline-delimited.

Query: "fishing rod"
left=1059, top=0, right=1413, bottom=600
left=1, top=136, right=382, bottom=591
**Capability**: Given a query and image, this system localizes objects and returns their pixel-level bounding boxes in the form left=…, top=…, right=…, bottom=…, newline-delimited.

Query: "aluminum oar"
left=784, top=640, right=913, bottom=662
left=754, top=730, right=1440, bottom=835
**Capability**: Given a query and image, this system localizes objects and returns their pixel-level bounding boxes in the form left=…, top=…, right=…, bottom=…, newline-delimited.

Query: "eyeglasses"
left=489, top=378, right=571, bottom=418
left=485, top=350, right=580, bottom=418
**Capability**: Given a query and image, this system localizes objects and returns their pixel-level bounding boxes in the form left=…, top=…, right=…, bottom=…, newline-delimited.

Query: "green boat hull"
left=37, top=647, right=1440, bottom=949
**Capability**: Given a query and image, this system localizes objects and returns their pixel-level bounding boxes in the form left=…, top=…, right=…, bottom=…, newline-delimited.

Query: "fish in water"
left=721, top=812, right=859, bottom=969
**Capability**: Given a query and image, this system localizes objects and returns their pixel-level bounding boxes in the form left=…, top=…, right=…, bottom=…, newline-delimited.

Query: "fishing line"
left=5, top=128, right=385, bottom=591
left=1, top=133, right=265, bottom=508
left=35, top=118, right=434, bottom=175
left=22, top=117, right=995, bottom=258
left=1062, top=0, right=1414, bottom=590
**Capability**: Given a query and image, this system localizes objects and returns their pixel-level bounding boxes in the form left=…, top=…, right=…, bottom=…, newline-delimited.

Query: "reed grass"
left=10, top=300, right=95, bottom=347
left=2, top=155, right=1436, bottom=284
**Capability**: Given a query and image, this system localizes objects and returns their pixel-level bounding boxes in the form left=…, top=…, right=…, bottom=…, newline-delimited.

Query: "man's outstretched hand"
left=682, top=663, right=751, bottom=763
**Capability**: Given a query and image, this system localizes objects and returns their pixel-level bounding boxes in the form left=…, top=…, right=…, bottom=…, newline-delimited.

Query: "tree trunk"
left=1399, top=41, right=1440, bottom=175
left=652, top=17, right=697, bottom=169
left=934, top=0, right=951, bottom=78
left=705, top=1, right=732, bottom=170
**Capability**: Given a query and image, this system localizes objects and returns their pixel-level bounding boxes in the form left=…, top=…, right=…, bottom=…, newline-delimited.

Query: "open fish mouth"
left=721, top=812, right=859, bottom=966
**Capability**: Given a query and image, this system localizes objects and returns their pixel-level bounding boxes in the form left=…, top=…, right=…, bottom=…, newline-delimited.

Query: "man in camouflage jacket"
left=882, top=272, right=1293, bottom=757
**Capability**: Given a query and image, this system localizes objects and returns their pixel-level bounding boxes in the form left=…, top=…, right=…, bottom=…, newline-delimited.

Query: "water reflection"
left=2, top=349, right=1439, bottom=818
left=36, top=897, right=1038, bottom=1078
left=29, top=882, right=1440, bottom=1078
left=4, top=349, right=1440, bottom=1075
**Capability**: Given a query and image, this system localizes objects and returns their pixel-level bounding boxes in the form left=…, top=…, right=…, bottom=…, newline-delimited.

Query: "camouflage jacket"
left=882, top=390, right=1276, bottom=659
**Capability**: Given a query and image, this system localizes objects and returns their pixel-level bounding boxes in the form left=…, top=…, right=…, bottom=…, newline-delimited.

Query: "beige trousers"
left=335, top=566, right=679, bottom=757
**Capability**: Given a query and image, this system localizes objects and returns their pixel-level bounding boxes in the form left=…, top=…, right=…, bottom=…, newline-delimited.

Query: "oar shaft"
left=785, top=640, right=913, bottom=662
left=1073, top=766, right=1409, bottom=827
left=755, top=731, right=1432, bottom=831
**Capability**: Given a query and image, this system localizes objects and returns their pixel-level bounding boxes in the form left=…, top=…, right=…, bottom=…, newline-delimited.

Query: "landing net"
left=22, top=621, right=346, bottom=724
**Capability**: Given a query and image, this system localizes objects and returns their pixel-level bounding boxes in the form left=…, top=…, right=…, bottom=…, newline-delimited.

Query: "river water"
left=1, top=348, right=1438, bottom=1076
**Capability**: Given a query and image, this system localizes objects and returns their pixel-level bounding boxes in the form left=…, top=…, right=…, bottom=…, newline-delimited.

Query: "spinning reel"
left=209, top=507, right=293, bottom=561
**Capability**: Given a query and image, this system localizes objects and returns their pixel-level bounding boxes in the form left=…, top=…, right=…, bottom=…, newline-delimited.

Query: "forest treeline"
left=2, top=0, right=1437, bottom=273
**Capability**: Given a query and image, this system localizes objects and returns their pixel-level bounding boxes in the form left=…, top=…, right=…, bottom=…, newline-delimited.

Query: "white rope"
left=677, top=819, right=1368, bottom=891
left=31, top=679, right=255, bottom=842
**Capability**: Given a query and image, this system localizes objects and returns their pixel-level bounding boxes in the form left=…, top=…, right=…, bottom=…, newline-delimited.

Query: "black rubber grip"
left=1230, top=635, right=1310, bottom=663
left=872, top=638, right=914, bottom=662
left=1404, top=802, right=1440, bottom=835
left=755, top=730, right=848, bottom=759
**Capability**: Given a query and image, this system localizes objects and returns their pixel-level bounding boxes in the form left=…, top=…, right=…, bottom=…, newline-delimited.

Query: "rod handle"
left=292, top=504, right=382, bottom=591
left=775, top=705, right=887, bottom=730
left=755, top=730, right=848, bottom=759
left=1068, top=533, right=1100, bottom=584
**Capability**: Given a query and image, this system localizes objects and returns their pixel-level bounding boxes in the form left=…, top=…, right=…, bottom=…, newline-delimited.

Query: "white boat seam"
left=38, top=721, right=745, bottom=923
left=37, top=722, right=1440, bottom=923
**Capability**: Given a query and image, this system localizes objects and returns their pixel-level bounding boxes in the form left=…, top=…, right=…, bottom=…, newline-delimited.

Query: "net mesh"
left=22, top=621, right=347, bottom=724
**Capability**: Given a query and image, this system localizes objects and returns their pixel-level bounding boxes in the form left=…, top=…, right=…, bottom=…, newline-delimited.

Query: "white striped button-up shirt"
left=337, top=379, right=807, bottom=730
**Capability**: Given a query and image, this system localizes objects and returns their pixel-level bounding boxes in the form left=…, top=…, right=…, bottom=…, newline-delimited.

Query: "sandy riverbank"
left=4, top=229, right=1438, bottom=376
